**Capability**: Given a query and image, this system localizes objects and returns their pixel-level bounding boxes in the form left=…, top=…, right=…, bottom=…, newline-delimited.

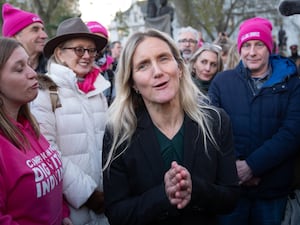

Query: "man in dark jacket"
left=208, top=17, right=300, bottom=225
left=2, top=3, right=48, bottom=73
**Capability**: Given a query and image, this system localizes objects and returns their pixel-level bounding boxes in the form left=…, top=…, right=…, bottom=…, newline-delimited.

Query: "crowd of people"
left=0, top=2, right=300, bottom=225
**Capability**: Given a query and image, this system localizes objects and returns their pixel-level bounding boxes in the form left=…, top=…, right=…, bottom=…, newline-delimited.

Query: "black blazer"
left=103, top=108, right=240, bottom=225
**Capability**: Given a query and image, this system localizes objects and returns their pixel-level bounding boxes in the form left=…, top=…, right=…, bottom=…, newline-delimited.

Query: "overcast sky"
left=79, top=0, right=132, bottom=28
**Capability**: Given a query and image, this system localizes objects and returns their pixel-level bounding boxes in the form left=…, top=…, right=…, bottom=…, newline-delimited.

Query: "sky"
left=79, top=0, right=132, bottom=28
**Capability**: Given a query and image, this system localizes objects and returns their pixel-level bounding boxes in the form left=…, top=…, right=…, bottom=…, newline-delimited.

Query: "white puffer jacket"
left=31, top=63, right=110, bottom=225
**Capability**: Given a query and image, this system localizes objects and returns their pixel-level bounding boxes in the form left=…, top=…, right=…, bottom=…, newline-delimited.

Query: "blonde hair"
left=189, top=43, right=224, bottom=76
left=226, top=43, right=240, bottom=70
left=0, top=38, right=40, bottom=150
left=103, top=29, right=221, bottom=169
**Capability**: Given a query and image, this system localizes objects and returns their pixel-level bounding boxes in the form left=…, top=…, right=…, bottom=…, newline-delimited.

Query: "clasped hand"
left=164, top=161, right=192, bottom=209
left=236, top=160, right=260, bottom=186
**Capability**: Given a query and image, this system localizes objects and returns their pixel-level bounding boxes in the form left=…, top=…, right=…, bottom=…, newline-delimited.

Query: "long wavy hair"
left=103, top=29, right=221, bottom=169
left=0, top=38, right=40, bottom=150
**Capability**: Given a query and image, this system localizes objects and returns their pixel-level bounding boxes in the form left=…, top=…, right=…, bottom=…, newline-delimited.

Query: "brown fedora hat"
left=44, top=17, right=107, bottom=58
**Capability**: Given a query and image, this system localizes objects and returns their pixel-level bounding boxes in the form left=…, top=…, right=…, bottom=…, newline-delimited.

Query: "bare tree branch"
left=170, top=0, right=279, bottom=41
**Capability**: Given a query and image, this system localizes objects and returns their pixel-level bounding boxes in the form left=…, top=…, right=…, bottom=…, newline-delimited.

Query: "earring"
left=135, top=89, right=140, bottom=94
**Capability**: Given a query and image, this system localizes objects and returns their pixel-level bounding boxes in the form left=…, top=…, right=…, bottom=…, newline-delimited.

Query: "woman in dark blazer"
left=102, top=29, right=240, bottom=225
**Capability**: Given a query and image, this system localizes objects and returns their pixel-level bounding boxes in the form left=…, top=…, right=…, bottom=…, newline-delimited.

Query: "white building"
left=108, top=0, right=147, bottom=44
left=108, top=0, right=300, bottom=56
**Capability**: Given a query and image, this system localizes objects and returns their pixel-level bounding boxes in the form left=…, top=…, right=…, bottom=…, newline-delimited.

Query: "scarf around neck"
left=77, top=67, right=100, bottom=93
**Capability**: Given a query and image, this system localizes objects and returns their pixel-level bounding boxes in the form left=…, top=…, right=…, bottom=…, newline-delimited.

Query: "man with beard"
left=176, top=26, right=199, bottom=63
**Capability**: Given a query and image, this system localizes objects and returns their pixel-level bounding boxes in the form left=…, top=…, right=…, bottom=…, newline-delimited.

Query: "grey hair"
left=175, top=26, right=199, bottom=43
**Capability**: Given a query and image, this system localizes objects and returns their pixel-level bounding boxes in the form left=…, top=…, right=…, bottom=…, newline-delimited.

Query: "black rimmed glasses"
left=62, top=47, right=98, bottom=57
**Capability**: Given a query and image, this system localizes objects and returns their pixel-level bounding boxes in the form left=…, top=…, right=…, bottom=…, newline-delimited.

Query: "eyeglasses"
left=62, top=47, right=98, bottom=57
left=178, top=39, right=198, bottom=45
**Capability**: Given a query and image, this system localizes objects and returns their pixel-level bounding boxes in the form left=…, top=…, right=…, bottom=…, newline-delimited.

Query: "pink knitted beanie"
left=2, top=3, right=43, bottom=37
left=86, top=21, right=108, bottom=39
left=237, top=17, right=273, bottom=53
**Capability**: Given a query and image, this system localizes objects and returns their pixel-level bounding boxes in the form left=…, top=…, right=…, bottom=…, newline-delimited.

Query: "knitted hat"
left=2, top=3, right=44, bottom=37
left=86, top=21, right=108, bottom=39
left=44, top=17, right=107, bottom=58
left=237, top=17, right=273, bottom=53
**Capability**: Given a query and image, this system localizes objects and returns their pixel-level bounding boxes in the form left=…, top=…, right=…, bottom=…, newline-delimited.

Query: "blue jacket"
left=208, top=55, right=300, bottom=198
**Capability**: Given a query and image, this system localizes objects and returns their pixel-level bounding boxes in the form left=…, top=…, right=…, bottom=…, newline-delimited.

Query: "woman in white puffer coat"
left=31, top=17, right=110, bottom=225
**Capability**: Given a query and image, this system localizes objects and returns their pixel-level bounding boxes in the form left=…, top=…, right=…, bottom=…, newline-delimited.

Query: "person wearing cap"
left=208, top=17, right=300, bottom=225
left=85, top=21, right=112, bottom=72
left=86, top=21, right=115, bottom=105
left=31, top=17, right=110, bottom=225
left=2, top=3, right=48, bottom=74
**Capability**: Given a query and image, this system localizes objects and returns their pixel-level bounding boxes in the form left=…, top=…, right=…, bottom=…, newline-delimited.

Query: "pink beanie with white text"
left=237, top=17, right=273, bottom=53
left=2, top=3, right=43, bottom=37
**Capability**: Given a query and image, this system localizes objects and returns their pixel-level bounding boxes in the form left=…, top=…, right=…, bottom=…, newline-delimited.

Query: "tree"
left=115, top=10, right=130, bottom=38
left=0, top=0, right=81, bottom=37
left=170, top=0, right=279, bottom=41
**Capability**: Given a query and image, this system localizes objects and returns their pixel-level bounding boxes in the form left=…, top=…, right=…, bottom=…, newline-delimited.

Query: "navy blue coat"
left=103, top=108, right=240, bottom=225
left=208, top=55, right=300, bottom=198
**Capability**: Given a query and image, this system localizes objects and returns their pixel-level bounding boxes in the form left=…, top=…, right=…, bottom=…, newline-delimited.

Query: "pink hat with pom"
left=2, top=3, right=44, bottom=37
left=237, top=17, right=273, bottom=53
left=86, top=21, right=108, bottom=39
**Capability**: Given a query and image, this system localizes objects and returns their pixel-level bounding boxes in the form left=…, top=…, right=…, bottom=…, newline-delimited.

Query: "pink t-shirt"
left=0, top=118, right=64, bottom=225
